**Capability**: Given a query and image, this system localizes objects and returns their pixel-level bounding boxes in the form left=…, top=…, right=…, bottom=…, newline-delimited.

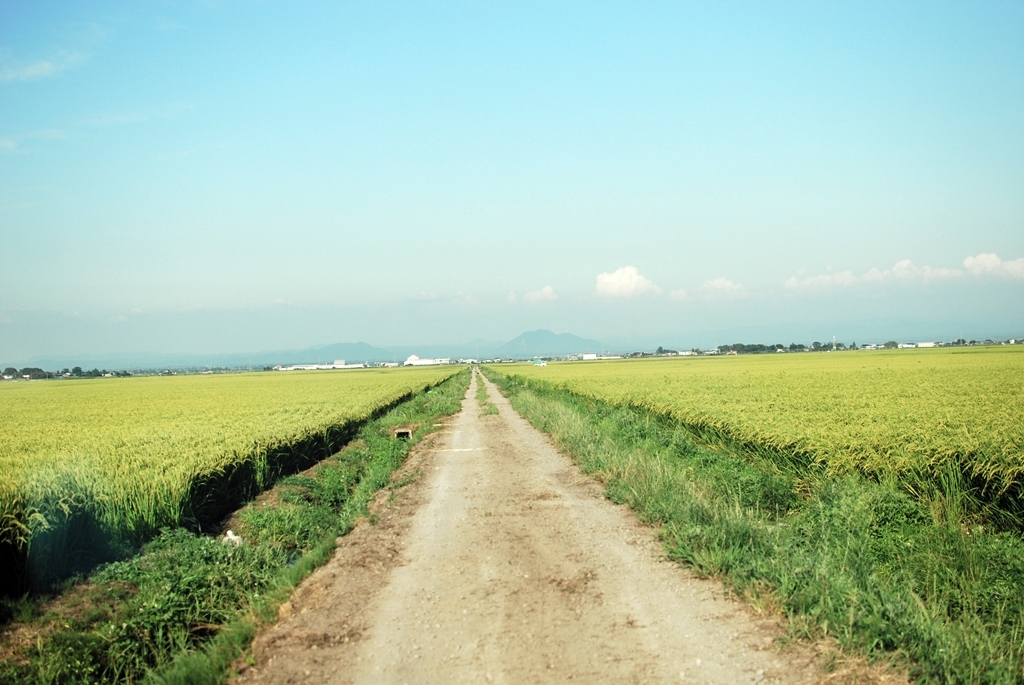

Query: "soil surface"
left=234, top=371, right=901, bottom=685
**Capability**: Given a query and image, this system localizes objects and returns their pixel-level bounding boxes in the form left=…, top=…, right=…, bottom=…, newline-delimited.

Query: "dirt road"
left=235, top=370, right=833, bottom=684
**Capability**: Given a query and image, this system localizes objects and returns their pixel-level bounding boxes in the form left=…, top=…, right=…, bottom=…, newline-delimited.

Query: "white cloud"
left=784, top=270, right=857, bottom=289
left=595, top=266, right=661, bottom=298
left=861, top=259, right=961, bottom=282
left=699, top=278, right=746, bottom=298
left=890, top=260, right=961, bottom=281
left=860, top=261, right=961, bottom=282
left=506, top=291, right=517, bottom=304
left=523, top=285, right=557, bottom=303
left=669, top=288, right=688, bottom=300
left=1, top=51, right=86, bottom=83
left=964, top=253, right=1024, bottom=279
left=788, top=259, right=962, bottom=289
left=2, top=60, right=57, bottom=82
left=785, top=253, right=1024, bottom=288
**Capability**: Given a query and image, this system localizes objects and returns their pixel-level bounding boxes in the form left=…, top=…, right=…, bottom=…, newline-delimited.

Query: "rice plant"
left=501, top=347, right=1024, bottom=519
left=0, top=367, right=458, bottom=591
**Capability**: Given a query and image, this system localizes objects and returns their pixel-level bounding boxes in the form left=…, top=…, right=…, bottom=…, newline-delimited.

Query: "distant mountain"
left=498, top=330, right=602, bottom=358
left=15, top=330, right=603, bottom=370
left=388, top=339, right=504, bottom=361
left=300, top=342, right=397, bottom=365
left=22, top=342, right=397, bottom=371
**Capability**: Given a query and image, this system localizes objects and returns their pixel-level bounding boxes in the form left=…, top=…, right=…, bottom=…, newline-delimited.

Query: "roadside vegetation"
left=0, top=367, right=458, bottom=594
left=503, top=348, right=1024, bottom=522
left=0, top=369, right=469, bottom=685
left=483, top=360, right=1024, bottom=684
left=474, top=369, right=498, bottom=415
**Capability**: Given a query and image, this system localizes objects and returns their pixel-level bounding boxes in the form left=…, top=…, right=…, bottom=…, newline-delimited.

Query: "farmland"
left=0, top=367, right=459, bottom=590
left=483, top=347, right=1024, bottom=682
left=499, top=347, right=1024, bottom=505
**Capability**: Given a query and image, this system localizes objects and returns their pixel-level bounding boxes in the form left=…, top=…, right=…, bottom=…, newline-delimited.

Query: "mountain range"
left=16, top=330, right=607, bottom=371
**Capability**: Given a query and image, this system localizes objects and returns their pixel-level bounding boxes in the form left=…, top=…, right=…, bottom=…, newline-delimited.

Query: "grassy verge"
left=483, top=368, right=1024, bottom=684
left=0, top=369, right=469, bottom=685
left=474, top=369, right=498, bottom=415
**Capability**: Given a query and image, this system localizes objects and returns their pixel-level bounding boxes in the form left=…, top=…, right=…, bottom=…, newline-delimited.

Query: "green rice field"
left=501, top=347, right=1024, bottom=500
left=0, top=367, right=458, bottom=590
left=485, top=348, right=1024, bottom=681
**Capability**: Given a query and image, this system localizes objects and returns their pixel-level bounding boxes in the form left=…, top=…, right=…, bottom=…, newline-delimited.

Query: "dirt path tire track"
left=233, top=371, right=844, bottom=684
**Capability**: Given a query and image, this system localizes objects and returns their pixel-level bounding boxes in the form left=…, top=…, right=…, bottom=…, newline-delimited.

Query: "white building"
left=275, top=359, right=366, bottom=371
left=582, top=353, right=598, bottom=361
left=917, top=342, right=936, bottom=348
left=403, top=355, right=451, bottom=366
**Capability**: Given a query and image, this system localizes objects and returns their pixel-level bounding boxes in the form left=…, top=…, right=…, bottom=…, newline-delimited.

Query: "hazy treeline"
left=2, top=366, right=131, bottom=380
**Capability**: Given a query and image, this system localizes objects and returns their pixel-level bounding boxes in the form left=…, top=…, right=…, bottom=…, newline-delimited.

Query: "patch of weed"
left=474, top=370, right=499, bottom=415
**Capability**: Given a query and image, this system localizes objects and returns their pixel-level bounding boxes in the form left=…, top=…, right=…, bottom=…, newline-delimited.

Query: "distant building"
left=403, top=355, right=451, bottom=366
left=582, top=353, right=598, bottom=361
left=917, top=342, right=936, bottom=348
left=898, top=343, right=917, bottom=349
left=274, top=359, right=367, bottom=371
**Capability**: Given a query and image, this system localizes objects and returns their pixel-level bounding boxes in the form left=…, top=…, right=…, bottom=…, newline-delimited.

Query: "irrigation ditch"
left=0, top=369, right=470, bottom=684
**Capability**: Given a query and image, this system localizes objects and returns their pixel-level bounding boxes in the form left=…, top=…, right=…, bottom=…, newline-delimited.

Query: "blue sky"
left=2, top=1, right=1022, bottom=361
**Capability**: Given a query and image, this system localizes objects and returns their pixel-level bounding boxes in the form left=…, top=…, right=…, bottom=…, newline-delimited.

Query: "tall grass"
left=487, top=370, right=1024, bottom=684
